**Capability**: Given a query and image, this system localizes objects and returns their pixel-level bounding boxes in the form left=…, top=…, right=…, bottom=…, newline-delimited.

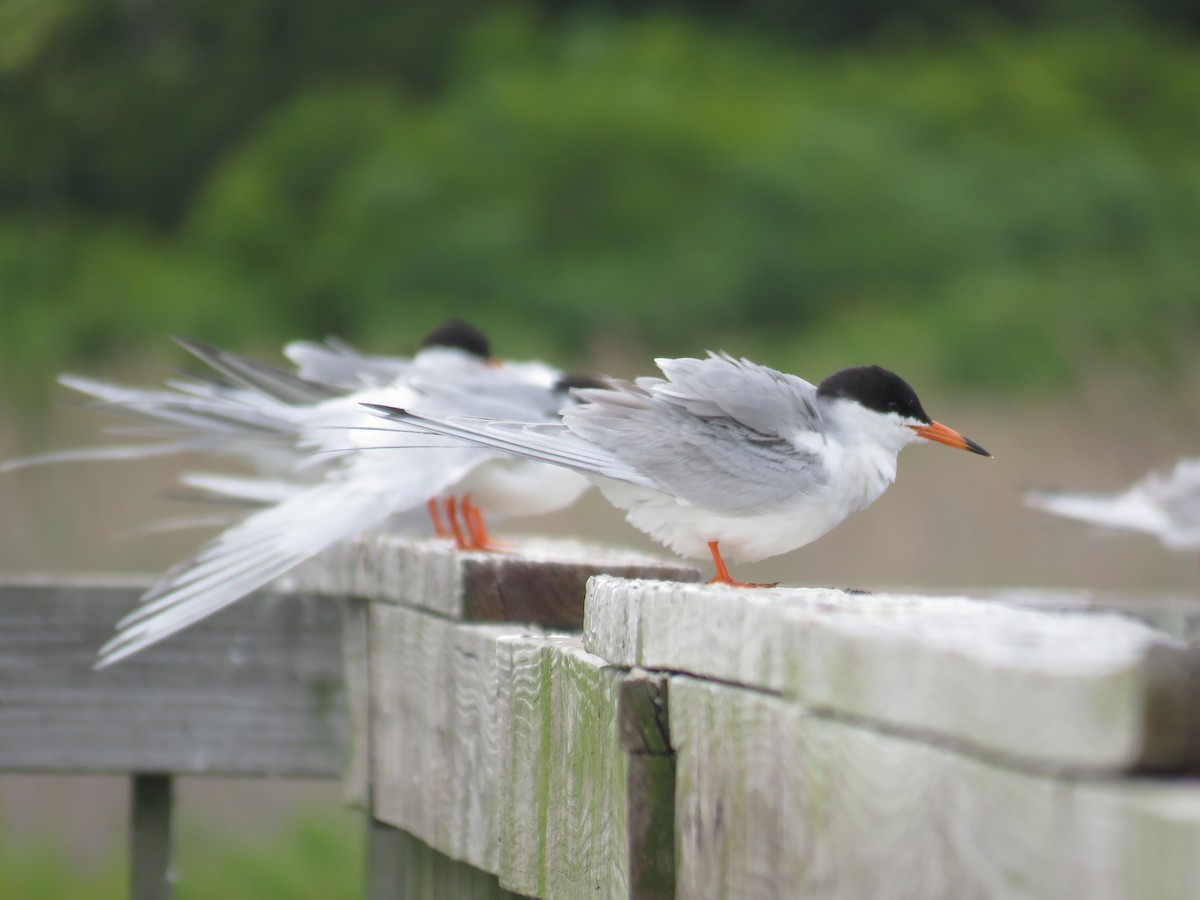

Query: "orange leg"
left=462, top=496, right=509, bottom=552
left=427, top=498, right=451, bottom=539
left=444, top=496, right=469, bottom=551
left=462, top=496, right=490, bottom=550
left=706, top=541, right=778, bottom=588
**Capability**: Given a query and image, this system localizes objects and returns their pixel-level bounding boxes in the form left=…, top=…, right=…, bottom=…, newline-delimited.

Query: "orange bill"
left=910, top=421, right=992, bottom=457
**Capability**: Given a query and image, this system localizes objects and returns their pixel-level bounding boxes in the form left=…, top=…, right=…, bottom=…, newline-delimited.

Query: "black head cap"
left=554, top=373, right=608, bottom=394
left=817, top=365, right=931, bottom=423
left=418, top=319, right=491, bottom=359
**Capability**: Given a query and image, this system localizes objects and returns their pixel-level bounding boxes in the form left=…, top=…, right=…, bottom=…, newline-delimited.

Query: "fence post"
left=130, top=773, right=175, bottom=900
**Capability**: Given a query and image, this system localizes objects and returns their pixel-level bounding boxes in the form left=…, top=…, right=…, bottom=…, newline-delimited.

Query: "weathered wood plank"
left=585, top=578, right=1200, bottom=773
left=366, top=822, right=529, bottom=900
left=365, top=819, right=407, bottom=900
left=670, top=676, right=1200, bottom=900
left=0, top=577, right=345, bottom=776
left=497, top=634, right=674, bottom=900
left=369, top=602, right=534, bottom=872
left=969, top=587, right=1200, bottom=642
left=292, top=535, right=696, bottom=627
left=130, top=773, right=175, bottom=900
left=341, top=598, right=371, bottom=807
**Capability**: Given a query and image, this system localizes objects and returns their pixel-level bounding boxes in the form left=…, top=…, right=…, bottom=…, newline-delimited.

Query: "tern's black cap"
left=817, top=365, right=931, bottom=423
left=554, top=373, right=608, bottom=394
left=418, top=319, right=491, bottom=359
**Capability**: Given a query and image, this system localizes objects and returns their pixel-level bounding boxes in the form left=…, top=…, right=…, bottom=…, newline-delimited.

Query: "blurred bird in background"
left=4, top=320, right=595, bottom=665
left=1025, top=460, right=1200, bottom=563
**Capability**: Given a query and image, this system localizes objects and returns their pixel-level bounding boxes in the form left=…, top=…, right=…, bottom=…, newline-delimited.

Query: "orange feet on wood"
left=462, top=496, right=508, bottom=552
left=705, top=541, right=777, bottom=588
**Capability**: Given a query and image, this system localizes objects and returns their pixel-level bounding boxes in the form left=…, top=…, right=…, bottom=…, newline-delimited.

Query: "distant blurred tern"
left=1025, top=458, right=1200, bottom=551
left=366, top=353, right=992, bottom=585
left=6, top=320, right=594, bottom=666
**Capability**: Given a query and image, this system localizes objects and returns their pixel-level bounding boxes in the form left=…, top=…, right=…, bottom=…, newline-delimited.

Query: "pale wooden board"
left=340, top=598, right=371, bottom=807
left=584, top=577, right=1200, bottom=773
left=496, top=634, right=674, bottom=900
left=0, top=577, right=345, bottom=776
left=369, top=602, right=536, bottom=873
left=365, top=822, right=529, bottom=900
left=292, top=534, right=697, bottom=627
left=670, top=676, right=1200, bottom=900
left=965, top=587, right=1200, bottom=642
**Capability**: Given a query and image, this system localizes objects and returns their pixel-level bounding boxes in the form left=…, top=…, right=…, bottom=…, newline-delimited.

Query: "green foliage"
left=0, top=810, right=362, bottom=900
left=0, top=832, right=124, bottom=899
left=0, top=0, right=483, bottom=223
left=4, top=12, right=1200, bottom=412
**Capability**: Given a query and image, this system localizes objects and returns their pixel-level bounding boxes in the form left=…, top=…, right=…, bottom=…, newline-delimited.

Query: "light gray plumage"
left=5, top=329, right=593, bottom=665
left=1025, top=458, right=1200, bottom=551
left=366, top=352, right=989, bottom=577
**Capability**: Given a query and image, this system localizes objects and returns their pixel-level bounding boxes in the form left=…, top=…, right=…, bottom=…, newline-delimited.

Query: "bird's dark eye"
left=886, top=401, right=900, bottom=413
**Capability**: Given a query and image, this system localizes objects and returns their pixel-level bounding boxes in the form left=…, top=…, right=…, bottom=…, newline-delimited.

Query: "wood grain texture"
left=585, top=577, right=1200, bottom=773
left=0, top=577, right=345, bottom=776
left=365, top=822, right=528, bottom=900
left=292, top=534, right=697, bottom=627
left=369, top=602, right=536, bottom=873
left=497, top=634, right=674, bottom=900
left=341, top=598, right=371, bottom=807
left=670, top=676, right=1200, bottom=900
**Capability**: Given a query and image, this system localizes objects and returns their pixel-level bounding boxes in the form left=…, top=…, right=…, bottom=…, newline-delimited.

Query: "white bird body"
left=6, top=322, right=594, bottom=665
left=1026, top=458, right=1200, bottom=551
left=95, top=346, right=591, bottom=666
left=593, top=397, right=909, bottom=563
left=369, top=353, right=990, bottom=581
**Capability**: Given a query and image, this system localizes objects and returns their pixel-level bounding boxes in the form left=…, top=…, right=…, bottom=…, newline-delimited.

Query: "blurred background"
left=3, top=0, right=1200, bottom=895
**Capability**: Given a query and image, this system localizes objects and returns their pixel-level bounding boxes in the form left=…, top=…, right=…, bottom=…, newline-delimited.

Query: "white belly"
left=595, top=445, right=897, bottom=565
left=456, top=458, right=592, bottom=518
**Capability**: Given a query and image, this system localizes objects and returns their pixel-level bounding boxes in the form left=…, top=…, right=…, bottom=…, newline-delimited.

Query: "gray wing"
left=1024, top=485, right=1168, bottom=536
left=94, top=456, right=461, bottom=667
left=1, top=373, right=302, bottom=472
left=173, top=336, right=343, bottom=404
left=284, top=338, right=411, bottom=389
left=360, top=405, right=660, bottom=489
left=1144, top=458, right=1200, bottom=531
left=1025, top=458, right=1200, bottom=549
left=364, top=354, right=828, bottom=517
left=564, top=354, right=828, bottom=516
left=646, top=353, right=824, bottom=437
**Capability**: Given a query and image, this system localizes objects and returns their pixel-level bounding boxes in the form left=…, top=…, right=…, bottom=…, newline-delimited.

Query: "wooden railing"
left=0, top=576, right=346, bottom=900
left=5, top=539, right=1200, bottom=899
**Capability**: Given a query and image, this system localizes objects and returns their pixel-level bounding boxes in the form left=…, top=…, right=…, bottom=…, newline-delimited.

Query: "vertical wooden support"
left=366, top=820, right=525, bottom=900
left=365, top=819, right=406, bottom=900
left=130, top=773, right=175, bottom=900
left=341, top=597, right=372, bottom=808
left=498, top=635, right=676, bottom=899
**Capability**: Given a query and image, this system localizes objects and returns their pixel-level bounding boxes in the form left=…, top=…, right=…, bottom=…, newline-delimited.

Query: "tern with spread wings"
left=367, top=353, right=992, bottom=586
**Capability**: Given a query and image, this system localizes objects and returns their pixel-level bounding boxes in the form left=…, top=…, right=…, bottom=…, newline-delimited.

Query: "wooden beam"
left=584, top=578, right=1200, bottom=773
left=496, top=635, right=674, bottom=900
left=0, top=577, right=345, bottom=776
left=130, top=773, right=174, bottom=900
left=670, top=676, right=1200, bottom=900
left=292, top=535, right=697, bottom=627
left=368, top=602, right=534, bottom=873
left=967, top=587, right=1200, bottom=642
left=365, top=822, right=528, bottom=900
left=341, top=598, right=371, bottom=807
